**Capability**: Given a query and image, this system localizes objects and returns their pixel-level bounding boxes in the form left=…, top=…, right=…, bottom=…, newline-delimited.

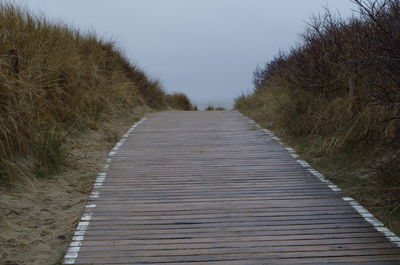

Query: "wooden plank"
left=71, top=249, right=400, bottom=263
left=75, top=232, right=391, bottom=247
left=75, top=244, right=399, bottom=258
left=76, top=240, right=393, bottom=251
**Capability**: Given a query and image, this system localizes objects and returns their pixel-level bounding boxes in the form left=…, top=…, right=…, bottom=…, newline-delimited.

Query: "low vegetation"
left=0, top=3, right=193, bottom=185
left=205, top=105, right=226, bottom=111
left=236, top=0, right=400, bottom=233
left=166, top=93, right=196, bottom=110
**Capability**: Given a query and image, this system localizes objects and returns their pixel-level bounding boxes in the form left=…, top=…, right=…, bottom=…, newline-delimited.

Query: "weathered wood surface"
left=70, top=111, right=400, bottom=264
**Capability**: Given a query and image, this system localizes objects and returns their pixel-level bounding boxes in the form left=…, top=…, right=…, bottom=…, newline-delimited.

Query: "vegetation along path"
left=64, top=111, right=400, bottom=265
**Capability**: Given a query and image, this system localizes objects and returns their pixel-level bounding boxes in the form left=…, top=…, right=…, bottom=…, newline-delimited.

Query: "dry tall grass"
left=166, top=93, right=195, bottom=110
left=0, top=3, right=193, bottom=184
left=236, top=0, right=400, bottom=198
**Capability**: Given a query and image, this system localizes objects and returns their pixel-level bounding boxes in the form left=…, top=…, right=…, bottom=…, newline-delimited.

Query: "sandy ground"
left=0, top=110, right=146, bottom=265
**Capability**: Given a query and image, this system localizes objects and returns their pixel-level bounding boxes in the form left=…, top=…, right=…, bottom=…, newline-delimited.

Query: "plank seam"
left=63, top=117, right=146, bottom=265
left=239, top=112, right=400, bottom=248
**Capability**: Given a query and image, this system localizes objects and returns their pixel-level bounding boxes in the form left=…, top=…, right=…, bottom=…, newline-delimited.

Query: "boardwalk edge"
left=62, top=117, right=147, bottom=265
left=237, top=111, right=400, bottom=248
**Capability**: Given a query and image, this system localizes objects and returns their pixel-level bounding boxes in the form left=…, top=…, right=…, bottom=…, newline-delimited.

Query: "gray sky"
left=18, top=0, right=355, bottom=108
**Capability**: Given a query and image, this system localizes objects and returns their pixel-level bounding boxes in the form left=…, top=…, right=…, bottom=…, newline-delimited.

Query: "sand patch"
left=0, top=109, right=147, bottom=265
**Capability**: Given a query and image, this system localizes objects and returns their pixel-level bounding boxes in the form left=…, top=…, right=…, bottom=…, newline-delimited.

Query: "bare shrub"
left=235, top=0, right=400, bottom=191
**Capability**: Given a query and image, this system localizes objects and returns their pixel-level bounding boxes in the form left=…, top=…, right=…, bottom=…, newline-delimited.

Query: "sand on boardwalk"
left=0, top=111, right=145, bottom=265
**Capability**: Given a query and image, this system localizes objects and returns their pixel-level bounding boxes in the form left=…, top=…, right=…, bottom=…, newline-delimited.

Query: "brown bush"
left=236, top=0, right=400, bottom=189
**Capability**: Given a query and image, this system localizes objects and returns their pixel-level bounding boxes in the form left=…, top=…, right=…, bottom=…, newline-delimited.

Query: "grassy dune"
left=236, top=0, right=400, bottom=233
left=0, top=3, right=193, bottom=185
left=166, top=93, right=197, bottom=111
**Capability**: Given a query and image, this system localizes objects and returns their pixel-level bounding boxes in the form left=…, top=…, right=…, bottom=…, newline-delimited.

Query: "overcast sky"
left=17, top=0, right=356, bottom=108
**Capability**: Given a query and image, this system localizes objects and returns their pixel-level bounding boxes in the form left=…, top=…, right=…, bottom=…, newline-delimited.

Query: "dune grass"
left=166, top=93, right=196, bottom=110
left=0, top=3, right=193, bottom=185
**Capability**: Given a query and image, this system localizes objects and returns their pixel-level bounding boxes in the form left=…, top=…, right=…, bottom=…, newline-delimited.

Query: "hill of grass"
left=0, top=3, right=193, bottom=185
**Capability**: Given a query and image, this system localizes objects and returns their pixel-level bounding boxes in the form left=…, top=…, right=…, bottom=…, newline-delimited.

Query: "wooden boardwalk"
left=65, top=111, right=400, bottom=265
